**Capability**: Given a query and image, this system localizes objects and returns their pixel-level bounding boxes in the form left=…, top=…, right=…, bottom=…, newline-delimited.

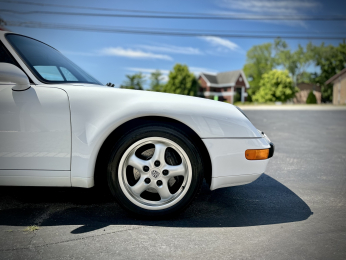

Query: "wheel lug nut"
left=162, top=170, right=169, bottom=176
left=143, top=166, right=149, bottom=172
left=154, top=160, right=160, bottom=167
left=144, top=178, right=151, bottom=184
left=156, top=180, right=163, bottom=186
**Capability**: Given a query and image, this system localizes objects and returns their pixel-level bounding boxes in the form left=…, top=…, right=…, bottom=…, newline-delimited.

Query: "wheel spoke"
left=156, top=181, right=173, bottom=200
left=164, top=163, right=186, bottom=177
left=151, top=143, right=168, bottom=165
left=129, top=176, right=147, bottom=196
left=127, top=153, right=147, bottom=171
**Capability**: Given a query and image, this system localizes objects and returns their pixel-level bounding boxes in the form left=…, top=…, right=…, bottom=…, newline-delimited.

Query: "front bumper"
left=261, top=130, right=275, bottom=159
left=269, top=142, right=275, bottom=158
left=203, top=134, right=274, bottom=191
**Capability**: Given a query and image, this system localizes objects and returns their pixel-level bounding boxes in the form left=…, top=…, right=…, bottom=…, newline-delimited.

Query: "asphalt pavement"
left=0, top=108, right=346, bottom=260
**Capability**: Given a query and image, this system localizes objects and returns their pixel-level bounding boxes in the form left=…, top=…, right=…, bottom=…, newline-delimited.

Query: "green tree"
left=149, top=70, right=165, bottom=92
left=243, top=42, right=275, bottom=100
left=243, top=39, right=313, bottom=100
left=120, top=73, right=146, bottom=90
left=252, top=70, right=298, bottom=103
left=274, top=39, right=313, bottom=85
left=163, top=64, right=198, bottom=96
left=310, top=42, right=346, bottom=102
left=243, top=39, right=346, bottom=103
left=297, top=71, right=314, bottom=83
left=306, top=90, right=317, bottom=104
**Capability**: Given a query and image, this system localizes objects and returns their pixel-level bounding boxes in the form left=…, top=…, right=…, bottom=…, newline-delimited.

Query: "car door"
left=0, top=46, right=71, bottom=185
left=0, top=84, right=71, bottom=172
left=0, top=37, right=71, bottom=176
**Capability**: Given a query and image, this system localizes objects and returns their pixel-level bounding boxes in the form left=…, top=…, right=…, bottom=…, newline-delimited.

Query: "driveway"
left=0, top=108, right=345, bottom=260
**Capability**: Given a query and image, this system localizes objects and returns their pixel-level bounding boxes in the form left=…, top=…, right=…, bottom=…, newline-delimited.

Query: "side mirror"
left=0, top=62, right=30, bottom=91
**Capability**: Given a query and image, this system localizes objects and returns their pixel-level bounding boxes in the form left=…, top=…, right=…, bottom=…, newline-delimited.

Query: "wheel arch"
left=94, top=116, right=212, bottom=189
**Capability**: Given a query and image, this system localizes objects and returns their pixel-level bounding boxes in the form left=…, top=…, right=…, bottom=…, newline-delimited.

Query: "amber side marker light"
left=245, top=149, right=270, bottom=160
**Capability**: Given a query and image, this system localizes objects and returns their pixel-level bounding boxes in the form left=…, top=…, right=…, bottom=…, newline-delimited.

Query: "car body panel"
left=202, top=138, right=270, bottom=190
left=0, top=84, right=71, bottom=171
left=49, top=84, right=262, bottom=187
left=0, top=170, right=71, bottom=187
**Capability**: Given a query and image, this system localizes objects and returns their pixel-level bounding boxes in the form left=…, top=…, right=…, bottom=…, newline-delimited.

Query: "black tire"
left=106, top=122, right=204, bottom=218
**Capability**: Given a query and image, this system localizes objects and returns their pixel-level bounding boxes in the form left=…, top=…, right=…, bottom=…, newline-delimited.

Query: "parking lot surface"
left=0, top=109, right=346, bottom=260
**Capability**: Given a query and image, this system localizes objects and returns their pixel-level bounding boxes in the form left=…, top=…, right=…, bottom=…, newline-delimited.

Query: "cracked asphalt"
left=0, top=108, right=346, bottom=260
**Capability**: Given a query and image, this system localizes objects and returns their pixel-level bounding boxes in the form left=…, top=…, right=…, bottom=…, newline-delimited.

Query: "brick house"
left=326, top=68, right=346, bottom=105
left=198, top=70, right=249, bottom=103
left=294, top=83, right=321, bottom=104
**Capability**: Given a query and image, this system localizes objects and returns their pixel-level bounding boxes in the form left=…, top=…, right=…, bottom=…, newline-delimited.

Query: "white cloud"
left=126, top=67, right=170, bottom=75
left=138, top=44, right=202, bottom=55
left=100, top=47, right=173, bottom=60
left=201, top=36, right=240, bottom=52
left=218, top=0, right=320, bottom=15
left=189, top=67, right=217, bottom=75
left=216, top=0, right=320, bottom=27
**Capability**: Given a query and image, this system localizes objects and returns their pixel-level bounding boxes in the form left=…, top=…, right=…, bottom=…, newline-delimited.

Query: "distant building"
left=198, top=70, right=249, bottom=103
left=294, top=83, right=321, bottom=104
left=326, top=68, right=346, bottom=105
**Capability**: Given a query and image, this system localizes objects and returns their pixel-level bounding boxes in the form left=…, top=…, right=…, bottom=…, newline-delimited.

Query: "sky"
left=1, top=0, right=345, bottom=87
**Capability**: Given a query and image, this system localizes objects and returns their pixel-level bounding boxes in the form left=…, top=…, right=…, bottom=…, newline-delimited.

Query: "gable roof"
left=326, top=68, right=346, bottom=85
left=203, top=73, right=218, bottom=84
left=200, top=69, right=249, bottom=88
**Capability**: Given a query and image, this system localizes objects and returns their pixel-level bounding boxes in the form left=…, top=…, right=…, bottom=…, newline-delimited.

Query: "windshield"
left=6, top=34, right=102, bottom=85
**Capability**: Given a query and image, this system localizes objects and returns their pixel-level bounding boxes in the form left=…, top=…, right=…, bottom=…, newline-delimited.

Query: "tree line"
left=244, top=39, right=346, bottom=103
left=115, top=64, right=199, bottom=97
left=112, top=39, right=345, bottom=103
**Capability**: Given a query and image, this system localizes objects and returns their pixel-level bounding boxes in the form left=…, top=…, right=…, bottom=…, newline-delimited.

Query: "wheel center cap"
left=151, top=169, right=160, bottom=178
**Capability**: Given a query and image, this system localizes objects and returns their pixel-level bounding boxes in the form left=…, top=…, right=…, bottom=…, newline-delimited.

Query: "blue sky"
left=1, top=0, right=345, bottom=87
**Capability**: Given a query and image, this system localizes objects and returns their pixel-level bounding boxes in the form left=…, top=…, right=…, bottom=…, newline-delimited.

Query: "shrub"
left=252, top=70, right=298, bottom=103
left=306, top=90, right=317, bottom=104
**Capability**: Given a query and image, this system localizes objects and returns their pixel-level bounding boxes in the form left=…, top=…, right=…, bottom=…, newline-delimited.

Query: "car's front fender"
left=54, top=85, right=261, bottom=187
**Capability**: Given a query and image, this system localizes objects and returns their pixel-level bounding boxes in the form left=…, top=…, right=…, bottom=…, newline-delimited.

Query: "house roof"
left=200, top=69, right=249, bottom=88
left=216, top=70, right=242, bottom=85
left=326, top=68, right=346, bottom=85
left=203, top=73, right=218, bottom=84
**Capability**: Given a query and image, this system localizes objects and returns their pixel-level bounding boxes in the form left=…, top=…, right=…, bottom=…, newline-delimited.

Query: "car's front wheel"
left=106, top=123, right=204, bottom=217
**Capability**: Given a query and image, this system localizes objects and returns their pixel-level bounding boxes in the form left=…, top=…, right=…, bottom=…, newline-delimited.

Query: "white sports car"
left=0, top=31, right=274, bottom=217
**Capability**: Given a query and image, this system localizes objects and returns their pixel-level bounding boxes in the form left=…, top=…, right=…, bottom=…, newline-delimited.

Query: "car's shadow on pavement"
left=0, top=174, right=312, bottom=233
